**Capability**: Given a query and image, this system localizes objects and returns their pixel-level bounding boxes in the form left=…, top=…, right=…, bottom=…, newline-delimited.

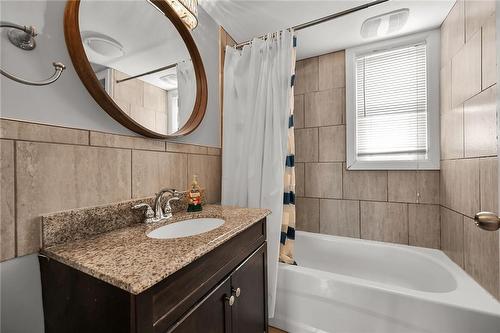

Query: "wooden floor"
left=269, top=326, right=287, bottom=333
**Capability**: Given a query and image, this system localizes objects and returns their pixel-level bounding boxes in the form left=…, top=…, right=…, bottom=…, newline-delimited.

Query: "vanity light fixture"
left=148, top=0, right=198, bottom=30
left=360, top=8, right=409, bottom=38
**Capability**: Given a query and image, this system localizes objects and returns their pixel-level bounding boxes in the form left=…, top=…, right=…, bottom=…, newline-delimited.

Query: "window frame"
left=345, top=30, right=440, bottom=170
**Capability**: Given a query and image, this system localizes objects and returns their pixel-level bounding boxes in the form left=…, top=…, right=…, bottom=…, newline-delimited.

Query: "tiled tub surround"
left=294, top=53, right=441, bottom=249
left=440, top=0, right=499, bottom=299
left=294, top=0, right=499, bottom=300
left=41, top=204, right=270, bottom=294
left=0, top=118, right=222, bottom=262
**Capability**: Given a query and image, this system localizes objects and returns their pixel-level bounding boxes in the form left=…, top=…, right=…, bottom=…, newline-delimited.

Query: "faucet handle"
left=132, top=203, right=155, bottom=223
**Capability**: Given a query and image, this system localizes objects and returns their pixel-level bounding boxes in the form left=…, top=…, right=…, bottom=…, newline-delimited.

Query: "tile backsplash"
left=0, top=118, right=221, bottom=261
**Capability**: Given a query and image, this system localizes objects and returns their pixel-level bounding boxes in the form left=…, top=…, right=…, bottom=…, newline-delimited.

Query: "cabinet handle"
left=232, top=287, right=241, bottom=298
left=226, top=295, right=235, bottom=306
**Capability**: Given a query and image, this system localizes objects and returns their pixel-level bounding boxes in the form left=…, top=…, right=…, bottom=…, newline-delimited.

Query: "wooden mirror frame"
left=64, top=0, right=208, bottom=139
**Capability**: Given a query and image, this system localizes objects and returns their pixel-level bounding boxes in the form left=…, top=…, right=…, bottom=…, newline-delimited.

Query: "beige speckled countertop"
left=41, top=205, right=270, bottom=295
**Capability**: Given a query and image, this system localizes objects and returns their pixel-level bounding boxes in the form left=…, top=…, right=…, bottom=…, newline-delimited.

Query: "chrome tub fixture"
left=474, top=212, right=500, bottom=231
left=133, top=188, right=181, bottom=223
left=0, top=21, right=66, bottom=86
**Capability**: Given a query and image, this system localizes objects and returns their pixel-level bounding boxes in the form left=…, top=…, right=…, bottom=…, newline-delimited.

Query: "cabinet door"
left=167, top=277, right=232, bottom=333
left=231, top=243, right=267, bottom=333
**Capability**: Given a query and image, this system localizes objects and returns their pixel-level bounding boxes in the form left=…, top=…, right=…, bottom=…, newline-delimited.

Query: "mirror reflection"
left=79, top=0, right=196, bottom=135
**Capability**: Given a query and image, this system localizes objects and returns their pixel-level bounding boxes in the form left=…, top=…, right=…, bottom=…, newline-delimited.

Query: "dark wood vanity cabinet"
left=39, top=218, right=267, bottom=333
left=170, top=244, right=267, bottom=333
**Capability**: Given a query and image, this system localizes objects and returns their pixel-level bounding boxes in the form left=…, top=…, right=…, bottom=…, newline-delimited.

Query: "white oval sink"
left=147, top=218, right=225, bottom=239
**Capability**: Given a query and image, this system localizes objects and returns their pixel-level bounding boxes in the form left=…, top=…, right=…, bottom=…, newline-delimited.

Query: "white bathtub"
left=270, top=231, right=500, bottom=333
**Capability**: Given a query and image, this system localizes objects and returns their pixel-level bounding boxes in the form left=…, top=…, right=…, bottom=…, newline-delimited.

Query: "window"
left=346, top=30, right=440, bottom=170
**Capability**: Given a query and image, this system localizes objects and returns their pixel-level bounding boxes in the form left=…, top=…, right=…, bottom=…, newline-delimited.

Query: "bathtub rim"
left=280, top=231, right=500, bottom=317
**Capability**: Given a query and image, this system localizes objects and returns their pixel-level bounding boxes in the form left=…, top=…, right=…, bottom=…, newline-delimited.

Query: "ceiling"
left=200, top=0, right=454, bottom=60
left=79, top=0, right=191, bottom=90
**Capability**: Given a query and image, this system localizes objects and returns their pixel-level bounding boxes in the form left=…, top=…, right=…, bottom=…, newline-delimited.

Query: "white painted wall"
left=0, top=2, right=220, bottom=332
left=0, top=0, right=220, bottom=147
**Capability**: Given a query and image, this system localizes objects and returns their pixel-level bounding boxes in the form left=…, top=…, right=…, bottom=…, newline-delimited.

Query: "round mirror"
left=64, top=0, right=207, bottom=138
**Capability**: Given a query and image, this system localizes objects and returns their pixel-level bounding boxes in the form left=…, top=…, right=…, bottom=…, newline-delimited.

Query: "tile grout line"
left=130, top=149, right=133, bottom=199
left=13, top=140, right=18, bottom=258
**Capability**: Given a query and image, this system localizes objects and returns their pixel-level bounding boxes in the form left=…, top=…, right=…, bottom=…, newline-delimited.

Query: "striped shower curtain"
left=280, top=34, right=297, bottom=265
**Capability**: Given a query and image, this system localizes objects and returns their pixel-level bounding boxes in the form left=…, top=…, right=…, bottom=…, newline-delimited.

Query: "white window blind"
left=355, top=43, right=427, bottom=161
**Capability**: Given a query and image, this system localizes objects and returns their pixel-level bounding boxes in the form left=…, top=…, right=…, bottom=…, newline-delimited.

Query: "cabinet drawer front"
left=149, top=218, right=266, bottom=333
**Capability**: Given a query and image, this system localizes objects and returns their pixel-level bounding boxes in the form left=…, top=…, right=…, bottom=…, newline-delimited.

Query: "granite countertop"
left=41, top=205, right=270, bottom=295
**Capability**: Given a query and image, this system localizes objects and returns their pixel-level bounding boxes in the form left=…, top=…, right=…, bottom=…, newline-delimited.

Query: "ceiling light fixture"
left=82, top=33, right=124, bottom=59
left=361, top=8, right=409, bottom=39
left=148, top=0, right=198, bottom=30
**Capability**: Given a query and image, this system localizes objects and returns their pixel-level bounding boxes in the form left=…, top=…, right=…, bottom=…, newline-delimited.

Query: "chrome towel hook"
left=0, top=21, right=66, bottom=86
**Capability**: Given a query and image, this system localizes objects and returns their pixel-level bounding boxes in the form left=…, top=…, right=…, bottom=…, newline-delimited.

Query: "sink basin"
left=147, top=218, right=225, bottom=239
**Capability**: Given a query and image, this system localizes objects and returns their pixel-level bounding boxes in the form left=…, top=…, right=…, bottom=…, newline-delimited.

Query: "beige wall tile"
left=417, top=171, right=440, bottom=204
left=295, top=57, right=319, bottom=94
left=294, top=94, right=305, bottom=129
left=304, top=89, right=344, bottom=127
left=482, top=15, right=497, bottom=89
left=295, top=128, right=318, bottom=162
left=318, top=51, right=345, bottom=90
left=480, top=157, right=498, bottom=213
left=1, top=140, right=15, bottom=261
left=451, top=30, right=482, bottom=107
left=440, top=160, right=452, bottom=208
left=440, top=207, right=464, bottom=267
left=464, top=85, right=497, bottom=157
left=441, top=63, right=452, bottom=115
left=388, top=171, right=417, bottom=203
left=441, top=63, right=464, bottom=159
left=155, top=112, right=167, bottom=134
left=143, top=83, right=166, bottom=113
left=131, top=150, right=187, bottom=199
left=408, top=204, right=440, bottom=249
left=360, top=201, right=408, bottom=244
left=320, top=199, right=359, bottom=238
left=465, top=0, right=495, bottom=41
left=440, top=159, right=480, bottom=217
left=319, top=125, right=345, bottom=162
left=113, top=70, right=143, bottom=107
left=0, top=119, right=89, bottom=145
left=441, top=105, right=464, bottom=160
left=90, top=131, right=165, bottom=151
left=456, top=158, right=480, bottom=218
left=187, top=155, right=222, bottom=204
left=464, top=216, right=499, bottom=298
left=16, top=142, right=132, bottom=256
left=130, top=104, right=156, bottom=131
left=305, top=163, right=342, bottom=199
left=441, top=0, right=465, bottom=65
left=166, top=142, right=208, bottom=155
left=295, top=197, right=319, bottom=232
left=114, top=98, right=131, bottom=116
left=295, top=162, right=305, bottom=197
left=343, top=168, right=387, bottom=201
left=207, top=147, right=221, bottom=156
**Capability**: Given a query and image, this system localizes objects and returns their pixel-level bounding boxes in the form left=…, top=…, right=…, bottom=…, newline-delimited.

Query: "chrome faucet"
left=133, top=188, right=181, bottom=223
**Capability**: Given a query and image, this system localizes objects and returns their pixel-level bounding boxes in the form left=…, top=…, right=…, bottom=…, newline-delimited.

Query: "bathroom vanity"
left=38, top=203, right=269, bottom=333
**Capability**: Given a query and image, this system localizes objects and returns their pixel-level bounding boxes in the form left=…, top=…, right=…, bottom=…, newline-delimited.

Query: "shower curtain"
left=222, top=30, right=295, bottom=316
left=176, top=60, right=196, bottom=129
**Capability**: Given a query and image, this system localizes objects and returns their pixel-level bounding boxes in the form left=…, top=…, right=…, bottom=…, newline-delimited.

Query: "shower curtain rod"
left=116, top=62, right=177, bottom=83
left=234, top=0, right=389, bottom=49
